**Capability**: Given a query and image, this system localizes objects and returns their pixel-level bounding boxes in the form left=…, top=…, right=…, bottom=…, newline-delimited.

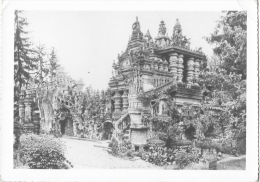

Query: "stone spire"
left=158, top=20, right=167, bottom=36
left=172, top=19, right=183, bottom=46
left=174, top=19, right=182, bottom=32
left=172, top=19, right=182, bottom=38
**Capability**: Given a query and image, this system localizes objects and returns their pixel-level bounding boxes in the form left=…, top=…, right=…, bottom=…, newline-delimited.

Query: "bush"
left=110, top=137, right=134, bottom=158
left=175, top=147, right=200, bottom=169
left=141, top=146, right=175, bottom=166
left=110, top=137, right=119, bottom=155
left=20, top=134, right=73, bottom=169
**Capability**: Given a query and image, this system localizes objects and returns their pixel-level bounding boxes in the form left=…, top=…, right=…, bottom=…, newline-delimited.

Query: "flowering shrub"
left=110, top=137, right=134, bottom=158
left=140, top=144, right=203, bottom=168
left=20, top=134, right=73, bottom=169
left=201, top=149, right=219, bottom=162
left=140, top=146, right=175, bottom=166
left=175, top=147, right=201, bottom=169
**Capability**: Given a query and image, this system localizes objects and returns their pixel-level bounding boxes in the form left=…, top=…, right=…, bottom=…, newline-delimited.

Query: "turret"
left=155, top=20, right=170, bottom=47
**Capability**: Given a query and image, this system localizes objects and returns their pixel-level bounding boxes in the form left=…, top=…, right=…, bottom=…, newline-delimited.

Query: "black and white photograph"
left=1, top=0, right=258, bottom=182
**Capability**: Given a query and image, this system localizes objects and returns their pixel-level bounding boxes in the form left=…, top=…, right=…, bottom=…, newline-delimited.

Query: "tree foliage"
left=14, top=10, right=37, bottom=109
left=49, top=47, right=60, bottom=81
left=205, top=11, right=247, bottom=78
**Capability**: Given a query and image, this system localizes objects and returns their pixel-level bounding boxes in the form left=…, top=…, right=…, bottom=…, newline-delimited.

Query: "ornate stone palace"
left=109, top=17, right=207, bottom=146
left=16, top=17, right=213, bottom=145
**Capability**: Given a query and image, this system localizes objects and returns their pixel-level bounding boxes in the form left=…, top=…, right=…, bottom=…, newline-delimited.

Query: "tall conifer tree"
left=14, top=10, right=37, bottom=115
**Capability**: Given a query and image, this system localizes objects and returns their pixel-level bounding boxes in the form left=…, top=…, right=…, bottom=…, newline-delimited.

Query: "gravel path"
left=61, top=138, right=161, bottom=169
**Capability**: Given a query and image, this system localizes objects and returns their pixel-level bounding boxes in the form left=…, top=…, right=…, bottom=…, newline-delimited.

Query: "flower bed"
left=19, top=134, right=73, bottom=169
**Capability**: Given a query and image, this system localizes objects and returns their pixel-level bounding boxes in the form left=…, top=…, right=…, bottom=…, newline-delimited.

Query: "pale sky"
left=24, top=11, right=222, bottom=90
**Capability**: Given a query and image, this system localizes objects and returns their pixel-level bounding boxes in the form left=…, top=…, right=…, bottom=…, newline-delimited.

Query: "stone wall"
left=217, top=155, right=246, bottom=170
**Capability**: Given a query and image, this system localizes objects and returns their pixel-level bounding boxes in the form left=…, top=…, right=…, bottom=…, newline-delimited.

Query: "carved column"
left=158, top=59, right=164, bottom=71
left=194, top=59, right=200, bottom=79
left=23, top=90, right=34, bottom=133
left=113, top=90, right=122, bottom=112
left=177, top=55, right=184, bottom=82
left=24, top=90, right=33, bottom=122
left=163, top=60, right=168, bottom=72
left=169, top=53, right=178, bottom=80
left=187, top=58, right=195, bottom=82
left=122, top=90, right=129, bottom=111
left=18, top=90, right=25, bottom=124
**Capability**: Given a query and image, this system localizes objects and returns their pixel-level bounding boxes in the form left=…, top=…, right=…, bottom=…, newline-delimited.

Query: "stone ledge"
left=217, top=155, right=246, bottom=170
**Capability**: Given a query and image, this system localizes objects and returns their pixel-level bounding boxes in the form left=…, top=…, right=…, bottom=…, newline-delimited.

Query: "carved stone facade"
left=108, top=17, right=206, bottom=145
left=17, top=69, right=84, bottom=136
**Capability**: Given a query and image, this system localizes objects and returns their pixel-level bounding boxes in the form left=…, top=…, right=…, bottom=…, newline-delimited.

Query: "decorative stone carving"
left=177, top=55, right=184, bottom=82
left=187, top=58, right=194, bottom=82
left=169, top=53, right=178, bottom=80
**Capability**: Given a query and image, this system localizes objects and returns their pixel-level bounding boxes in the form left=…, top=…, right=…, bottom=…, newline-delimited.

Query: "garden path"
left=61, top=137, right=161, bottom=169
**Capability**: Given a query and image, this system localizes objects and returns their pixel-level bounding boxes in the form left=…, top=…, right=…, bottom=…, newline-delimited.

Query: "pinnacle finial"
left=158, top=20, right=167, bottom=36
left=136, top=17, right=138, bottom=21
left=174, top=18, right=181, bottom=29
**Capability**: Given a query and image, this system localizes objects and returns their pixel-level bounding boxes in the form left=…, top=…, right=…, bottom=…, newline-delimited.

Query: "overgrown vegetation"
left=109, top=11, right=246, bottom=169
left=19, top=134, right=73, bottom=169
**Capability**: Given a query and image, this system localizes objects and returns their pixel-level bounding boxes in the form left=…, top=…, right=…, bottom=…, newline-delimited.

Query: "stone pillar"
left=194, top=59, right=200, bottom=79
left=177, top=55, right=184, bottom=82
left=169, top=53, right=178, bottom=80
left=153, top=59, right=158, bottom=70
left=163, top=60, right=168, bottom=72
left=23, top=90, right=34, bottom=133
left=18, top=90, right=25, bottom=124
left=187, top=58, right=195, bottom=82
left=113, top=90, right=122, bottom=112
left=24, top=90, right=33, bottom=122
left=122, top=90, right=129, bottom=111
left=158, top=59, right=164, bottom=71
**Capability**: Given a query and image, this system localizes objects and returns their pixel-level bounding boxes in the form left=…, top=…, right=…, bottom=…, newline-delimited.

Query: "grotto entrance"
left=59, top=118, right=74, bottom=136
left=184, top=125, right=196, bottom=140
left=60, top=119, right=67, bottom=135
